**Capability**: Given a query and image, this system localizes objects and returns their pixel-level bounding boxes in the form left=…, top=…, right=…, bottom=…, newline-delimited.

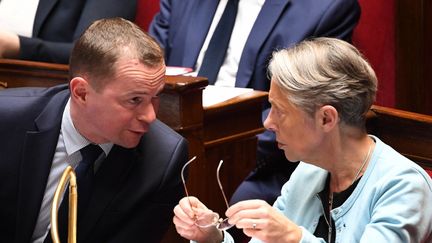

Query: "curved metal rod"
left=216, top=160, right=229, bottom=209
left=180, top=156, right=197, bottom=207
left=50, top=166, right=77, bottom=243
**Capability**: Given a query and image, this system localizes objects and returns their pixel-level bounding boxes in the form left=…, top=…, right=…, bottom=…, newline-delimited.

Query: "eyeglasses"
left=180, top=156, right=234, bottom=230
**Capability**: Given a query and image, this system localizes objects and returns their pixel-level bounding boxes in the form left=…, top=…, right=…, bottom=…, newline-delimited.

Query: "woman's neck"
left=327, top=133, right=374, bottom=193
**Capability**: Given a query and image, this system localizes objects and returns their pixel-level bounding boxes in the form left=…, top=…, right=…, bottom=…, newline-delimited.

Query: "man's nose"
left=137, top=103, right=157, bottom=123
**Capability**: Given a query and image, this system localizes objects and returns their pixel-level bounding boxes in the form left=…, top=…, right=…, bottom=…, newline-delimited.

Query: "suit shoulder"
left=137, top=119, right=188, bottom=163
left=148, top=119, right=185, bottom=142
left=0, top=84, right=69, bottom=100
left=139, top=119, right=187, bottom=151
left=0, top=84, right=69, bottom=121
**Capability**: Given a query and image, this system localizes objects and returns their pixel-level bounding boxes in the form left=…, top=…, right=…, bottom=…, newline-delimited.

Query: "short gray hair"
left=268, top=37, right=377, bottom=127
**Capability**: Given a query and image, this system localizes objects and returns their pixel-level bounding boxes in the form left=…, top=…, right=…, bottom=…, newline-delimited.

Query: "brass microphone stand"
left=50, top=166, right=77, bottom=243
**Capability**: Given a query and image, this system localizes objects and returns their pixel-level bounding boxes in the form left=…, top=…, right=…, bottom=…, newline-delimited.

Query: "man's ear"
left=69, top=77, right=90, bottom=104
left=316, top=105, right=339, bottom=132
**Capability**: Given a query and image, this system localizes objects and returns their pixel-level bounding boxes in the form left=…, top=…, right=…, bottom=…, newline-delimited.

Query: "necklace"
left=328, top=193, right=333, bottom=243
left=351, top=142, right=373, bottom=185
left=327, top=141, right=373, bottom=243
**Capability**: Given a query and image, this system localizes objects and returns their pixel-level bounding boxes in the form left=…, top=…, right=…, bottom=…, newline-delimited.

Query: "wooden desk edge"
left=369, top=105, right=432, bottom=124
left=204, top=90, right=268, bottom=115
left=0, top=58, right=68, bottom=71
left=165, top=75, right=208, bottom=92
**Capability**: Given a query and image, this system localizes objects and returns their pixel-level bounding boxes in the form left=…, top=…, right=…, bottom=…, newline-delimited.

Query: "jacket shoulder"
left=140, top=119, right=187, bottom=151
left=0, top=84, right=69, bottom=125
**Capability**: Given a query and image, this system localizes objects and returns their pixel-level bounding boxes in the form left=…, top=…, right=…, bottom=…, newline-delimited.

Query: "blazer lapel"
left=182, top=0, right=220, bottom=67
left=78, top=146, right=135, bottom=241
left=235, top=0, right=291, bottom=87
left=15, top=90, right=68, bottom=243
left=33, top=0, right=59, bottom=36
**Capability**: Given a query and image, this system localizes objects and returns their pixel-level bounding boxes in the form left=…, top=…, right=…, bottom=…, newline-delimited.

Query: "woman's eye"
left=273, top=106, right=284, bottom=117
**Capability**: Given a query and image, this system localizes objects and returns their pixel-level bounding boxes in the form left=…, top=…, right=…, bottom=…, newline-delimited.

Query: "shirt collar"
left=61, top=98, right=113, bottom=157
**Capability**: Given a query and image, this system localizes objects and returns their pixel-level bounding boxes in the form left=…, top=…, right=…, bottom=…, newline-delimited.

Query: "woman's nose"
left=264, top=108, right=276, bottom=131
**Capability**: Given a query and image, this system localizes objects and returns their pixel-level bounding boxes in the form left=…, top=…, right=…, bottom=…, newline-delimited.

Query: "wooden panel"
left=0, top=59, right=69, bottom=88
left=395, top=0, right=432, bottom=114
left=204, top=91, right=267, bottom=147
left=366, top=105, right=432, bottom=171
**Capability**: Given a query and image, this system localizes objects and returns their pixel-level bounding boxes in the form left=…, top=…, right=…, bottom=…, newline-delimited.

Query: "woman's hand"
left=226, top=199, right=302, bottom=243
left=173, top=196, right=223, bottom=243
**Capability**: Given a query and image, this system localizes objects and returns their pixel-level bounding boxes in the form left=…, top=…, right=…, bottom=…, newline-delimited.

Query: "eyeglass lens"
left=193, top=210, right=232, bottom=230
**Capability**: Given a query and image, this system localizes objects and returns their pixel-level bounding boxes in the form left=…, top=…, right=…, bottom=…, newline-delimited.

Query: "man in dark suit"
left=0, top=18, right=188, bottom=243
left=0, top=0, right=136, bottom=63
left=149, top=0, right=360, bottom=210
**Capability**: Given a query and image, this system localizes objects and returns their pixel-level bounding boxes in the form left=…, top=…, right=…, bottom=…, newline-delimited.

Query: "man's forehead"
left=115, top=59, right=166, bottom=83
left=142, top=64, right=166, bottom=85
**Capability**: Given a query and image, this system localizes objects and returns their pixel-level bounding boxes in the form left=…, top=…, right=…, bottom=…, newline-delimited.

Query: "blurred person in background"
left=0, top=0, right=136, bottom=63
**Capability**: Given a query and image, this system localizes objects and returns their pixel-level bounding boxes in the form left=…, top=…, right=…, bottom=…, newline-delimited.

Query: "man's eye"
left=129, top=97, right=142, bottom=104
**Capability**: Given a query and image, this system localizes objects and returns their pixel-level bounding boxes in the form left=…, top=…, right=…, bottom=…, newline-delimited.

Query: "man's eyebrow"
left=129, top=90, right=150, bottom=94
left=123, top=91, right=152, bottom=97
left=154, top=90, right=162, bottom=96
left=155, top=86, right=165, bottom=96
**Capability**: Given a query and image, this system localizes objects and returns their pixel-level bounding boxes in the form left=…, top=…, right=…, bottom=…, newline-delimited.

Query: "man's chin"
left=117, top=137, right=142, bottom=148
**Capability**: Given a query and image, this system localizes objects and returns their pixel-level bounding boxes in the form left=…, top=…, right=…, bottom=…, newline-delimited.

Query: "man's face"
left=79, top=59, right=165, bottom=148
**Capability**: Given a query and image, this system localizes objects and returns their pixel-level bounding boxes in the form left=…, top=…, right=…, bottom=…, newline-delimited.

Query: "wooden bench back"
left=367, top=105, right=432, bottom=176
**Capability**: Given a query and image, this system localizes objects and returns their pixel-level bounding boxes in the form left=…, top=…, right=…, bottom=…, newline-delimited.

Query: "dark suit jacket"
left=18, top=0, right=136, bottom=63
left=0, top=85, right=188, bottom=243
left=149, top=0, right=360, bottom=166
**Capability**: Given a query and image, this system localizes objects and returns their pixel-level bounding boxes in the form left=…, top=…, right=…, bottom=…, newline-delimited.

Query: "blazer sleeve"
left=18, top=0, right=137, bottom=63
left=312, top=0, right=361, bottom=41
left=148, top=0, right=173, bottom=55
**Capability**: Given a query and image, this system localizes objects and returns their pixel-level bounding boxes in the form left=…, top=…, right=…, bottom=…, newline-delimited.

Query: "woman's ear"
left=316, top=105, right=339, bottom=132
left=69, top=77, right=90, bottom=103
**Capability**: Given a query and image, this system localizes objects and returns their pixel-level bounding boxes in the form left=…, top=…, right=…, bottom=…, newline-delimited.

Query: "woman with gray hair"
left=173, top=37, right=432, bottom=243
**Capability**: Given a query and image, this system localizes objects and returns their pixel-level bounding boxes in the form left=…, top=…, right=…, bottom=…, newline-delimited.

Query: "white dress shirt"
left=0, top=0, right=40, bottom=37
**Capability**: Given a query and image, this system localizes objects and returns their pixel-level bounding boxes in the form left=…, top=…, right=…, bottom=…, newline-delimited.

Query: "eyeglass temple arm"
left=181, top=157, right=230, bottom=210
left=216, top=160, right=230, bottom=209
left=181, top=156, right=197, bottom=205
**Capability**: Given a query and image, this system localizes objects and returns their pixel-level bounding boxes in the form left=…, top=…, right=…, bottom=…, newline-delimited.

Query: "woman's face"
left=264, top=81, right=323, bottom=163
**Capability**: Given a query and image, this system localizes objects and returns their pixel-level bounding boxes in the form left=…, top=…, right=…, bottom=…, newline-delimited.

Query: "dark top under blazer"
left=0, top=84, right=188, bottom=243
left=19, top=0, right=136, bottom=63
left=149, top=0, right=360, bottom=169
